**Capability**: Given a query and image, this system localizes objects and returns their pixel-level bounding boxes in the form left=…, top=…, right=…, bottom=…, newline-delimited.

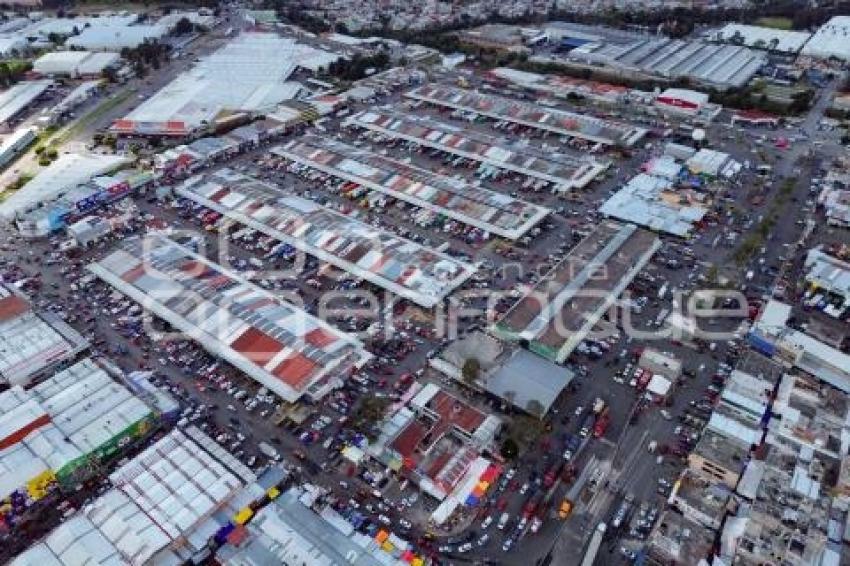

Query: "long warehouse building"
left=13, top=426, right=257, bottom=566
left=405, top=85, right=647, bottom=147
left=175, top=168, right=476, bottom=308
left=493, top=221, right=660, bottom=363
left=343, top=110, right=608, bottom=192
left=87, top=234, right=372, bottom=403
left=272, top=135, right=550, bottom=240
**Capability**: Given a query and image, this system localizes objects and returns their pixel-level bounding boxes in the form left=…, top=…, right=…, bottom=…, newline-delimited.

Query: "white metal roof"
left=31, top=358, right=152, bottom=455
left=805, top=248, right=850, bottom=300
left=801, top=16, right=850, bottom=61
left=109, top=427, right=243, bottom=542
left=118, top=33, right=339, bottom=135
left=714, top=24, right=811, bottom=53
left=599, top=173, right=707, bottom=237
left=66, top=25, right=166, bottom=50
left=0, top=308, right=76, bottom=387
left=0, top=79, right=52, bottom=124
left=658, top=88, right=709, bottom=106
left=0, top=152, right=129, bottom=219
left=11, top=515, right=124, bottom=566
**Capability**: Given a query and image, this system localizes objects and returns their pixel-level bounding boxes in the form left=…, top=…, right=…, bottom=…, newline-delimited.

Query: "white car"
left=481, top=516, right=493, bottom=530
left=574, top=406, right=584, bottom=417
left=457, top=543, right=472, bottom=553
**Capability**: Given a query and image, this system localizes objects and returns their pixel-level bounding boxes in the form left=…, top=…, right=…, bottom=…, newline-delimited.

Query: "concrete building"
left=819, top=187, right=850, bottom=228
left=750, top=300, right=850, bottom=393
left=804, top=248, right=850, bottom=314
left=272, top=135, right=550, bottom=240
left=66, top=216, right=112, bottom=248
left=369, top=383, right=502, bottom=524
left=493, top=221, right=660, bottom=363
left=668, top=469, right=732, bottom=530
left=0, top=285, right=88, bottom=388
left=88, top=234, right=371, bottom=404
left=175, top=168, right=475, bottom=309
left=688, top=428, right=750, bottom=488
left=767, top=373, right=850, bottom=461
left=646, top=508, right=716, bottom=565
left=638, top=348, right=682, bottom=381
left=721, top=439, right=840, bottom=566
left=431, top=332, right=575, bottom=416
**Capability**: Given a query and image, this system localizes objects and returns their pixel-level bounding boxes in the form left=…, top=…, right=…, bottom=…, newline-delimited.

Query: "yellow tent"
left=233, top=507, right=254, bottom=525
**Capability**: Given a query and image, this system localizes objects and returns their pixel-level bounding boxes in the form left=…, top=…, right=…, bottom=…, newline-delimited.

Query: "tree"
left=461, top=358, right=480, bottom=384
left=500, top=438, right=519, bottom=460
left=171, top=17, right=195, bottom=36
left=351, top=396, right=391, bottom=438
left=525, top=399, right=545, bottom=419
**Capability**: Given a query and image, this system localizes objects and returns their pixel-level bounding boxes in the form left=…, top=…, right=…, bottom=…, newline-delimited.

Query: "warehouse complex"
left=0, top=286, right=88, bottom=388
left=712, top=24, right=812, bottom=54
left=0, top=80, right=53, bottom=129
left=493, top=221, right=660, bottom=363
left=0, top=358, right=157, bottom=524
left=113, top=33, right=340, bottom=137
left=0, top=152, right=131, bottom=220
left=32, top=51, right=121, bottom=78
left=405, top=85, right=647, bottom=147
left=343, top=110, right=608, bottom=192
left=272, top=135, right=550, bottom=239
left=175, top=168, right=476, bottom=308
left=800, top=16, right=850, bottom=62
left=566, top=36, right=766, bottom=89
left=88, top=234, right=372, bottom=403
left=13, top=427, right=257, bottom=566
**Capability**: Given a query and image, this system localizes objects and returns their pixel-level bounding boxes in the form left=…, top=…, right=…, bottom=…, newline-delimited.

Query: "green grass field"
left=755, top=17, right=794, bottom=30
